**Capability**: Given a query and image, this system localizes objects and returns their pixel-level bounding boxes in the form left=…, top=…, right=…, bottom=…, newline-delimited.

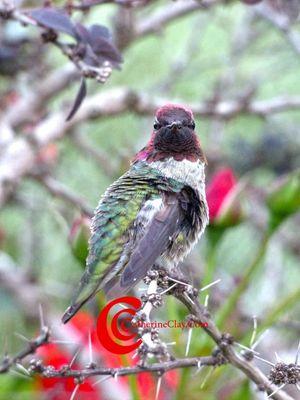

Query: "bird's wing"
left=62, top=162, right=184, bottom=323
left=120, top=193, right=181, bottom=290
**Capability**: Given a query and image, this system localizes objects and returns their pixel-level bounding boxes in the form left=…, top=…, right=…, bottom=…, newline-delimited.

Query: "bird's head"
left=134, top=104, right=206, bottom=163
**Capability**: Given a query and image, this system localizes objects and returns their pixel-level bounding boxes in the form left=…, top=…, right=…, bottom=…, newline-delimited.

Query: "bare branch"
left=3, top=66, right=78, bottom=129
left=33, top=174, right=94, bottom=217
left=175, top=288, right=294, bottom=400
left=71, top=0, right=151, bottom=10
left=72, top=132, right=117, bottom=178
left=135, top=0, right=221, bottom=38
left=256, top=4, right=300, bottom=56
left=0, top=327, right=50, bottom=374
left=0, top=262, right=44, bottom=319
left=29, top=354, right=219, bottom=379
left=2, top=87, right=300, bottom=207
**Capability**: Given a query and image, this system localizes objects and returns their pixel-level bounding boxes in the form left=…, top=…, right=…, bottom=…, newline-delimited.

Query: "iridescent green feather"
left=68, top=161, right=184, bottom=310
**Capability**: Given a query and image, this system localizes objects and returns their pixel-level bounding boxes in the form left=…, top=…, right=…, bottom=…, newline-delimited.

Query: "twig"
left=3, top=65, right=78, bottom=129
left=0, top=328, right=50, bottom=374
left=256, top=4, right=300, bottom=56
left=0, top=5, right=112, bottom=84
left=72, top=132, right=117, bottom=177
left=29, top=354, right=219, bottom=378
left=2, top=87, right=300, bottom=207
left=174, top=289, right=293, bottom=400
left=33, top=174, right=94, bottom=217
left=135, top=0, right=221, bottom=38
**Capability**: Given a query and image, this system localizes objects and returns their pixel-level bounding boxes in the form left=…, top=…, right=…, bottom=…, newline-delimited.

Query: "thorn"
left=160, top=283, right=177, bottom=295
left=192, top=360, right=202, bottom=376
left=296, top=383, right=300, bottom=392
left=10, top=369, right=32, bottom=380
left=16, top=363, right=30, bottom=376
left=204, top=294, right=209, bottom=308
left=39, top=304, right=45, bottom=330
left=166, top=342, right=176, bottom=346
left=267, top=384, right=286, bottom=398
left=92, top=375, right=111, bottom=386
left=185, top=328, right=192, bottom=356
left=88, top=331, right=93, bottom=365
left=253, top=354, right=275, bottom=367
left=155, top=376, right=162, bottom=400
left=252, top=329, right=270, bottom=350
left=249, top=315, right=257, bottom=348
left=69, top=347, right=81, bottom=368
left=200, top=367, right=214, bottom=389
left=168, top=277, right=191, bottom=287
left=14, top=332, right=30, bottom=342
left=234, top=342, right=260, bottom=355
left=200, top=279, right=221, bottom=292
left=132, top=351, right=138, bottom=359
left=295, top=339, right=300, bottom=365
left=183, top=292, right=194, bottom=305
left=70, top=384, right=80, bottom=400
left=114, top=372, right=118, bottom=381
left=274, top=352, right=282, bottom=363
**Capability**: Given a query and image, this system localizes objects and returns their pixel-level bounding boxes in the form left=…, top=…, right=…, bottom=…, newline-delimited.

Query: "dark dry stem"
left=175, top=291, right=294, bottom=400
left=0, top=327, right=50, bottom=373
left=29, top=355, right=220, bottom=379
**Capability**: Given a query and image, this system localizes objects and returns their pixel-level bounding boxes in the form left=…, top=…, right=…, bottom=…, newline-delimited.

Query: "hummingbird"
left=62, top=104, right=209, bottom=324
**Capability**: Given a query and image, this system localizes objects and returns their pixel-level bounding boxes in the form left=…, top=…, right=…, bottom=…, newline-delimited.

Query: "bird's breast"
left=149, top=157, right=206, bottom=193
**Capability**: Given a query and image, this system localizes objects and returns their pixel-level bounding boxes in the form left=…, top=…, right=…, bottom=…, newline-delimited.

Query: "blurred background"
left=0, top=0, right=299, bottom=399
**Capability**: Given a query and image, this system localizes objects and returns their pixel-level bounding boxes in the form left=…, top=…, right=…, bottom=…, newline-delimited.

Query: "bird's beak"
left=167, top=121, right=182, bottom=132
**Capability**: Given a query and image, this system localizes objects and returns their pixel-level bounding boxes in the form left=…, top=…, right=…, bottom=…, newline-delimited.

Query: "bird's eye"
left=153, top=122, right=162, bottom=130
left=188, top=121, right=195, bottom=130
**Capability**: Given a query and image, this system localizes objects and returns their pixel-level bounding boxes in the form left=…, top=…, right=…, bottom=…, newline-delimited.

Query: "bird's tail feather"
left=61, top=274, right=100, bottom=324
left=61, top=286, right=98, bottom=324
left=61, top=302, right=84, bottom=324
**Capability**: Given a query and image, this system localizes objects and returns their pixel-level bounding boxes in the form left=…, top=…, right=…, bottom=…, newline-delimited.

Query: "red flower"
left=36, top=344, right=99, bottom=400
left=35, top=312, right=100, bottom=400
left=206, top=168, right=237, bottom=222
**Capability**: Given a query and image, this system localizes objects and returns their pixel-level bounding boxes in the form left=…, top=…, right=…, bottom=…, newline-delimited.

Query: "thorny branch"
left=27, top=354, right=220, bottom=379
left=0, top=327, right=50, bottom=374
left=174, top=289, right=296, bottom=400
left=0, top=269, right=298, bottom=400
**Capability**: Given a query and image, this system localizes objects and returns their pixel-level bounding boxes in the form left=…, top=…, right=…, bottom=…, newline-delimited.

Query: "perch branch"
left=174, top=289, right=294, bottom=400
left=0, top=327, right=50, bottom=374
